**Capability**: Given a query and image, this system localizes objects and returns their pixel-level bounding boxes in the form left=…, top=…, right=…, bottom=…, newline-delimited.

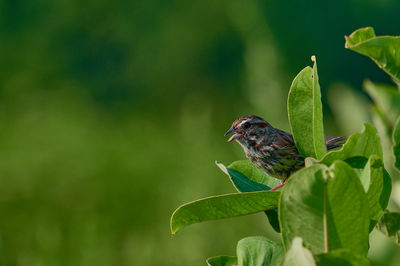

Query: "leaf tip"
left=170, top=205, right=182, bottom=235
left=311, top=55, right=316, bottom=62
left=345, top=27, right=376, bottom=48
left=344, top=35, right=350, bottom=47
left=170, top=220, right=180, bottom=235
left=215, top=160, right=228, bottom=175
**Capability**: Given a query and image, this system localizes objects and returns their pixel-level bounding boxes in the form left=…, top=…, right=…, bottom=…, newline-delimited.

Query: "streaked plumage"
left=225, top=115, right=345, bottom=182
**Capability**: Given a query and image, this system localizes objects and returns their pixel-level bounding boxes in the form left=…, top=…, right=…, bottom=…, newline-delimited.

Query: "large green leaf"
left=216, top=161, right=281, bottom=232
left=393, top=116, right=400, bottom=171
left=228, top=160, right=281, bottom=188
left=206, top=256, right=237, bottom=266
left=376, top=210, right=400, bottom=245
left=344, top=156, right=392, bottom=230
left=282, top=237, right=315, bottom=266
left=237, top=236, right=284, bottom=266
left=320, top=123, right=382, bottom=165
left=315, top=249, right=371, bottom=266
left=216, top=160, right=280, bottom=191
left=288, top=56, right=326, bottom=159
left=364, top=81, right=400, bottom=128
left=345, top=27, right=400, bottom=83
left=170, top=191, right=280, bottom=234
left=362, top=157, right=391, bottom=229
left=279, top=162, right=369, bottom=255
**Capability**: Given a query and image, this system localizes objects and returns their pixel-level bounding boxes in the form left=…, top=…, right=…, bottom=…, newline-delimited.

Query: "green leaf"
left=320, top=123, right=382, bottom=166
left=282, top=237, right=315, bottom=266
left=216, top=161, right=281, bottom=232
left=363, top=157, right=391, bottom=229
left=393, top=116, right=400, bottom=171
left=206, top=256, right=237, bottom=266
left=237, top=236, right=284, bottom=266
left=345, top=27, right=400, bottom=83
left=315, top=249, right=371, bottom=266
left=170, top=191, right=280, bottom=234
left=279, top=162, right=369, bottom=255
left=228, top=160, right=281, bottom=188
left=288, top=56, right=326, bottom=159
left=376, top=210, right=400, bottom=245
left=305, top=157, right=319, bottom=167
left=218, top=163, right=271, bottom=192
left=216, top=160, right=280, bottom=191
left=345, top=27, right=376, bottom=47
left=344, top=156, right=370, bottom=191
left=344, top=156, right=392, bottom=230
left=264, top=209, right=280, bottom=233
left=364, top=80, right=400, bottom=128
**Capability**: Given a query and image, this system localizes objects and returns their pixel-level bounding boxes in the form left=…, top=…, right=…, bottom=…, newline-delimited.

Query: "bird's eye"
left=242, top=122, right=250, bottom=129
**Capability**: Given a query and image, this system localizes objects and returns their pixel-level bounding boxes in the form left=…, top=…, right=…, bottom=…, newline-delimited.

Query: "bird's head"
left=224, top=115, right=271, bottom=143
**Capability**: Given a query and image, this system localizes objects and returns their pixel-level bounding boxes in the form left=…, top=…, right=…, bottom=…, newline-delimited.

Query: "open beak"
left=224, top=126, right=243, bottom=142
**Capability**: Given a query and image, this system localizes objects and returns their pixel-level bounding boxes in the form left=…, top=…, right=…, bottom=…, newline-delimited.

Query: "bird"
left=224, top=115, right=345, bottom=191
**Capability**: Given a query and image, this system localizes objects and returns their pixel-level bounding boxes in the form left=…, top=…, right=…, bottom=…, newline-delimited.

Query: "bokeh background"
left=1, top=0, right=400, bottom=265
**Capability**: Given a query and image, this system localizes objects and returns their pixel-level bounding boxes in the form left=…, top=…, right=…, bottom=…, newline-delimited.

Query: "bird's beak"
left=224, top=126, right=243, bottom=142
left=224, top=126, right=235, bottom=136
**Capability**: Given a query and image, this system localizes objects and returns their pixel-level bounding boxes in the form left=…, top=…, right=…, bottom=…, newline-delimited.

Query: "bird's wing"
left=273, top=130, right=296, bottom=149
left=325, top=136, right=346, bottom=150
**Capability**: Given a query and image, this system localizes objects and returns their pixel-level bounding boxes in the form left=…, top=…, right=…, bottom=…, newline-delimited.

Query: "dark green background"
left=0, top=0, right=399, bottom=265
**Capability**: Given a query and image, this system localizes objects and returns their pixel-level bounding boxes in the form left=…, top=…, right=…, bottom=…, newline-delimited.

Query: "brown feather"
left=226, top=115, right=345, bottom=181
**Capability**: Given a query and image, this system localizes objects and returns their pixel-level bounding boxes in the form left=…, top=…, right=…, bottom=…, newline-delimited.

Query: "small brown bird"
left=225, top=115, right=345, bottom=190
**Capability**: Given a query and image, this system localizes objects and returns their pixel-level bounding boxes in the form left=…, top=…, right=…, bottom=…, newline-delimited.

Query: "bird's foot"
left=270, top=181, right=285, bottom=191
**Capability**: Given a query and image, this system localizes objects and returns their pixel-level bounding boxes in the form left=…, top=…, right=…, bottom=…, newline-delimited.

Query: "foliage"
left=170, top=191, right=279, bottom=234
left=393, top=117, right=400, bottom=171
left=280, top=162, right=369, bottom=255
left=364, top=81, right=400, bottom=131
left=236, top=236, right=284, bottom=266
left=315, top=249, right=371, bottom=266
left=171, top=27, right=400, bottom=265
left=345, top=27, right=400, bottom=84
left=282, top=238, right=315, bottom=266
left=206, top=256, right=238, bottom=266
left=377, top=210, right=400, bottom=245
left=319, top=124, right=382, bottom=165
left=216, top=161, right=281, bottom=232
left=288, top=56, right=326, bottom=159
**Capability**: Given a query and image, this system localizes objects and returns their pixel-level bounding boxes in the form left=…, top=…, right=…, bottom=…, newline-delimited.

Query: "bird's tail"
left=325, top=136, right=346, bottom=150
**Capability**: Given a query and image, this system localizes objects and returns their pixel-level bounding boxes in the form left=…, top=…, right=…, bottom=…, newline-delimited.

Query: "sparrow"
left=225, top=115, right=345, bottom=190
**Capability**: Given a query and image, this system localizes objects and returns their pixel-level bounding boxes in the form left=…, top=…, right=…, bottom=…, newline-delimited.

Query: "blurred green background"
left=1, top=0, right=400, bottom=265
